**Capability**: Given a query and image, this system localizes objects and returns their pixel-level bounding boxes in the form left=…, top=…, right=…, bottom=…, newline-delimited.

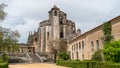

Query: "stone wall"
left=68, top=16, right=120, bottom=60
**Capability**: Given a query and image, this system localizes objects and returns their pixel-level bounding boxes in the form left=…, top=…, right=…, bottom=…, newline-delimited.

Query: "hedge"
left=56, top=60, right=120, bottom=68
left=0, top=62, right=8, bottom=68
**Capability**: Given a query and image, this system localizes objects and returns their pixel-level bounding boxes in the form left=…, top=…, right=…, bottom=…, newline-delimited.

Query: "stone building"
left=19, top=31, right=39, bottom=53
left=68, top=16, right=120, bottom=60
left=25, top=5, right=120, bottom=61
left=19, top=43, right=35, bottom=53
left=26, top=5, right=78, bottom=54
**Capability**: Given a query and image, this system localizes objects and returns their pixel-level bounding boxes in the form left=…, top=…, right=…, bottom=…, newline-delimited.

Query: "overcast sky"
left=0, top=0, right=120, bottom=43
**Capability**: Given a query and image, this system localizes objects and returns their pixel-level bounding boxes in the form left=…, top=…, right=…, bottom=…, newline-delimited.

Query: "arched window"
left=91, top=41, right=94, bottom=52
left=54, top=11, right=57, bottom=16
left=96, top=40, right=99, bottom=50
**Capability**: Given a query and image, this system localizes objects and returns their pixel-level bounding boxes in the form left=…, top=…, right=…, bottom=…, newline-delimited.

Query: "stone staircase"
left=28, top=53, right=53, bottom=63
left=28, top=53, right=41, bottom=62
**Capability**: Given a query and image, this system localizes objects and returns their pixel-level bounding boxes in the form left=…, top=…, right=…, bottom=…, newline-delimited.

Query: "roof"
left=69, top=15, right=120, bottom=43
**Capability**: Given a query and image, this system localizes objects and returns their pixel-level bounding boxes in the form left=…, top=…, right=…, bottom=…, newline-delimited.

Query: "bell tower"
left=49, top=5, right=60, bottom=40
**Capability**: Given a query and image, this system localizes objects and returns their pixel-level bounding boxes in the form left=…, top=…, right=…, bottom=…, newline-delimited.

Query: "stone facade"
left=19, top=43, right=35, bottom=53
left=27, top=5, right=78, bottom=54
left=26, top=5, right=120, bottom=61
left=68, top=16, right=120, bottom=60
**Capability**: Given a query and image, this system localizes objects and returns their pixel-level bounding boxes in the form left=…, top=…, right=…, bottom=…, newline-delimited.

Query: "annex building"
left=68, top=16, right=120, bottom=60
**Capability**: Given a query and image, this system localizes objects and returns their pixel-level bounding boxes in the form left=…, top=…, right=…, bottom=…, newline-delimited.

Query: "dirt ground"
left=9, top=63, right=69, bottom=68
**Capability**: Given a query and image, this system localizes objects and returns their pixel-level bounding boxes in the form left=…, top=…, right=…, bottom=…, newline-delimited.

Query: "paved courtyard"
left=9, top=63, right=69, bottom=68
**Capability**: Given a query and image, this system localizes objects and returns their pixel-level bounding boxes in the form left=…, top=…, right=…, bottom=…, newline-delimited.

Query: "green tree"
left=0, top=26, right=20, bottom=53
left=9, top=30, right=20, bottom=53
left=0, top=3, right=7, bottom=21
left=104, top=40, right=120, bottom=62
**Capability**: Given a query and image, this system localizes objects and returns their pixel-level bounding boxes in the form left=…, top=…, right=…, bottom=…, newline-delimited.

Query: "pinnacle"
left=53, top=5, right=58, bottom=8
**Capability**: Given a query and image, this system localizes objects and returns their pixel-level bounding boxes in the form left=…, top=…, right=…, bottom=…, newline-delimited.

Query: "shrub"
left=2, top=52, right=9, bottom=62
left=0, top=57, right=2, bottom=62
left=58, top=52, right=69, bottom=60
left=104, top=40, right=120, bottom=62
left=56, top=60, right=120, bottom=68
left=92, top=50, right=103, bottom=61
left=0, top=62, right=8, bottom=68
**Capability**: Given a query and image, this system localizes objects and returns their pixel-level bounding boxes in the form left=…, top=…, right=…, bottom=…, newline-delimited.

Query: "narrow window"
left=96, top=40, right=99, bottom=50
left=47, top=32, right=49, bottom=39
left=72, top=53, right=74, bottom=59
left=54, top=11, right=57, bottom=16
left=74, top=44, right=75, bottom=51
left=82, top=41, right=84, bottom=49
left=79, top=42, right=81, bottom=49
left=72, top=45, right=73, bottom=51
left=60, top=32, right=64, bottom=38
left=76, top=52, right=78, bottom=60
left=76, top=43, right=78, bottom=50
left=91, top=41, right=94, bottom=52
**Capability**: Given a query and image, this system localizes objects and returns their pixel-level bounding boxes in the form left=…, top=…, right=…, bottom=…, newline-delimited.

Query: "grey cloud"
left=0, top=0, right=120, bottom=43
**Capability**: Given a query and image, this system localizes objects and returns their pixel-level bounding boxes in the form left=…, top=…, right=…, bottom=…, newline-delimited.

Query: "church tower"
left=30, top=5, right=77, bottom=55
left=49, top=5, right=68, bottom=40
left=49, top=5, right=60, bottom=40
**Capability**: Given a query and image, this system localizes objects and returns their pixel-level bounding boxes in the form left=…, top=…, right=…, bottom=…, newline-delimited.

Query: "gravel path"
left=9, top=63, right=69, bottom=68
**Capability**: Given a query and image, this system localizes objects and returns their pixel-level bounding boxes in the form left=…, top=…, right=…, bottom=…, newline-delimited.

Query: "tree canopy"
left=0, top=3, right=7, bottom=21
left=0, top=26, right=20, bottom=53
left=48, top=38, right=67, bottom=63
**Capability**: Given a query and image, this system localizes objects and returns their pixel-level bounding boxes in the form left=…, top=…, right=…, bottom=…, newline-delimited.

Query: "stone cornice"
left=40, top=20, right=51, bottom=27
